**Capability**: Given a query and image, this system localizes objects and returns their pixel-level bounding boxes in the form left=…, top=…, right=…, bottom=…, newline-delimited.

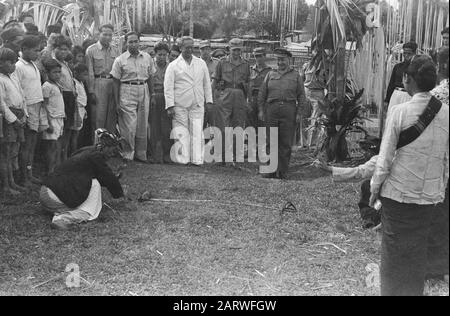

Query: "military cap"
left=199, top=40, right=211, bottom=49
left=229, top=38, right=243, bottom=50
left=274, top=48, right=292, bottom=58
left=253, top=47, right=266, bottom=56
left=211, top=48, right=227, bottom=58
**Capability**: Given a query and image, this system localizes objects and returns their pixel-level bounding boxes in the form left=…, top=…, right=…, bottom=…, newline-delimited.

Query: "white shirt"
left=164, top=55, right=213, bottom=109
left=0, top=73, right=27, bottom=123
left=371, top=92, right=449, bottom=205
left=12, top=58, right=44, bottom=106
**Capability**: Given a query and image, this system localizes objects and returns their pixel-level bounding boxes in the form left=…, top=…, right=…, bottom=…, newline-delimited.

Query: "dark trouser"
left=380, top=197, right=434, bottom=296
left=247, top=90, right=263, bottom=128
left=149, top=93, right=172, bottom=163
left=359, top=180, right=382, bottom=229
left=266, top=102, right=297, bottom=174
left=427, top=186, right=449, bottom=277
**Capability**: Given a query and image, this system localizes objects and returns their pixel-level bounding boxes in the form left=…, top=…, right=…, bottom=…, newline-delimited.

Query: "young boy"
left=0, top=48, right=27, bottom=195
left=71, top=63, right=89, bottom=154
left=13, top=35, right=48, bottom=187
left=42, top=59, right=65, bottom=175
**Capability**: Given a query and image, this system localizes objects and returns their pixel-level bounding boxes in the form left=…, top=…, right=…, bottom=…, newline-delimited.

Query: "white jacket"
left=164, top=55, right=213, bottom=110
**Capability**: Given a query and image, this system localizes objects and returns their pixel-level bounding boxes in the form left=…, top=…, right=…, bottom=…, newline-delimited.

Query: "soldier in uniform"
left=248, top=47, right=271, bottom=129
left=110, top=32, right=155, bottom=163
left=85, top=24, right=120, bottom=133
left=258, top=48, right=307, bottom=179
left=212, top=38, right=250, bottom=162
left=199, top=40, right=223, bottom=131
left=148, top=41, right=172, bottom=164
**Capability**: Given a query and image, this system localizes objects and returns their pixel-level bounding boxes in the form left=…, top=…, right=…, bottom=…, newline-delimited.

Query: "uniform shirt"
left=203, top=56, right=219, bottom=80
left=385, top=61, right=409, bottom=103
left=0, top=73, right=27, bottom=123
left=213, top=56, right=250, bottom=85
left=164, top=55, right=213, bottom=109
left=258, top=67, right=307, bottom=108
left=249, top=64, right=272, bottom=92
left=85, top=41, right=120, bottom=87
left=13, top=58, right=44, bottom=105
left=371, top=92, right=449, bottom=205
left=42, top=81, right=66, bottom=119
left=152, top=62, right=168, bottom=93
left=52, top=53, right=76, bottom=93
left=110, top=50, right=155, bottom=82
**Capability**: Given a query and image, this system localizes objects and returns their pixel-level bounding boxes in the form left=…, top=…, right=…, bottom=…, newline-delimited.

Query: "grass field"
left=0, top=150, right=448, bottom=296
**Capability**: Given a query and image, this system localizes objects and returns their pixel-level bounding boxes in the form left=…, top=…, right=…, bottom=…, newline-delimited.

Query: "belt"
left=122, top=81, right=146, bottom=86
left=95, top=74, right=113, bottom=79
left=268, top=100, right=296, bottom=105
left=223, top=82, right=244, bottom=90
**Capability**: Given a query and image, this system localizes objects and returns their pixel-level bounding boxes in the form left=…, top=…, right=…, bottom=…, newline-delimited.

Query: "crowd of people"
left=0, top=13, right=449, bottom=296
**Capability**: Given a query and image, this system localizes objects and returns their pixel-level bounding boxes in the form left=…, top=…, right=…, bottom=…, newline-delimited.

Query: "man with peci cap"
left=110, top=32, right=155, bottom=163
left=248, top=47, right=271, bottom=129
left=258, top=48, right=308, bottom=179
left=212, top=38, right=250, bottom=161
left=385, top=42, right=417, bottom=108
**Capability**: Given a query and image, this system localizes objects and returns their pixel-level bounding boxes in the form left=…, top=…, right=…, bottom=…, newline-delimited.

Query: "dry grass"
left=0, top=150, right=448, bottom=296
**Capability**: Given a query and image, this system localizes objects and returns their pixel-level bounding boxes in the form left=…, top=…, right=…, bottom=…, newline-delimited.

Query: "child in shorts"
left=42, top=59, right=65, bottom=175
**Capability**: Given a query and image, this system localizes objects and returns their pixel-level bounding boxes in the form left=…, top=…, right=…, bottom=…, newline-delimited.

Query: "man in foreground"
left=40, top=129, right=125, bottom=230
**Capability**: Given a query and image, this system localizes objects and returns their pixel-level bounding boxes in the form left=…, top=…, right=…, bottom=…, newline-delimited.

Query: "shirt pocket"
left=93, top=56, right=105, bottom=74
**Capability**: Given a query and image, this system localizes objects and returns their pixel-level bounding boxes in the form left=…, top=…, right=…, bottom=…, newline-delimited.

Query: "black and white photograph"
left=0, top=0, right=448, bottom=299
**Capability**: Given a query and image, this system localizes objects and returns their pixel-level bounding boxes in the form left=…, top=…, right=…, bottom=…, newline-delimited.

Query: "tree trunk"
left=189, top=0, right=194, bottom=38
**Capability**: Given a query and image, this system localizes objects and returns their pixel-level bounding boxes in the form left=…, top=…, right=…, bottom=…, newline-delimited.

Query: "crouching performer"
left=39, top=128, right=125, bottom=229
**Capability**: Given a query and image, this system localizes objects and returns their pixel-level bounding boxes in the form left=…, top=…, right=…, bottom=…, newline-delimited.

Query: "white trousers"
left=40, top=179, right=103, bottom=225
left=171, top=104, right=204, bottom=165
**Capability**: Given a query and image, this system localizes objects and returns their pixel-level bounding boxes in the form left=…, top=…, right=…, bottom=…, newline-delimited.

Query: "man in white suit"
left=164, top=37, right=213, bottom=165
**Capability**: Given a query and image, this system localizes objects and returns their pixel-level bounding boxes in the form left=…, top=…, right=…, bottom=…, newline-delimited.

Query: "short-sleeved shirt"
left=249, top=64, right=272, bottom=92
left=42, top=81, right=66, bottom=119
left=52, top=54, right=75, bottom=92
left=13, top=58, right=44, bottom=105
left=0, top=73, right=27, bottom=123
left=258, top=67, right=306, bottom=105
left=110, top=50, right=155, bottom=82
left=74, top=79, right=87, bottom=108
left=86, top=42, right=120, bottom=85
left=213, top=56, right=250, bottom=85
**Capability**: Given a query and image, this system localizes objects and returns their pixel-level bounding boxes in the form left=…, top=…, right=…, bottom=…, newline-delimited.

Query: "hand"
left=46, top=126, right=54, bottom=134
left=167, top=107, right=176, bottom=119
left=258, top=110, right=265, bottom=122
left=312, top=159, right=332, bottom=173
left=369, top=191, right=379, bottom=208
left=12, top=119, right=24, bottom=128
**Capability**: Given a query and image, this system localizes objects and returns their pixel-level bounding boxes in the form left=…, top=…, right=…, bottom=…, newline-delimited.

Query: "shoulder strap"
left=397, top=96, right=443, bottom=149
